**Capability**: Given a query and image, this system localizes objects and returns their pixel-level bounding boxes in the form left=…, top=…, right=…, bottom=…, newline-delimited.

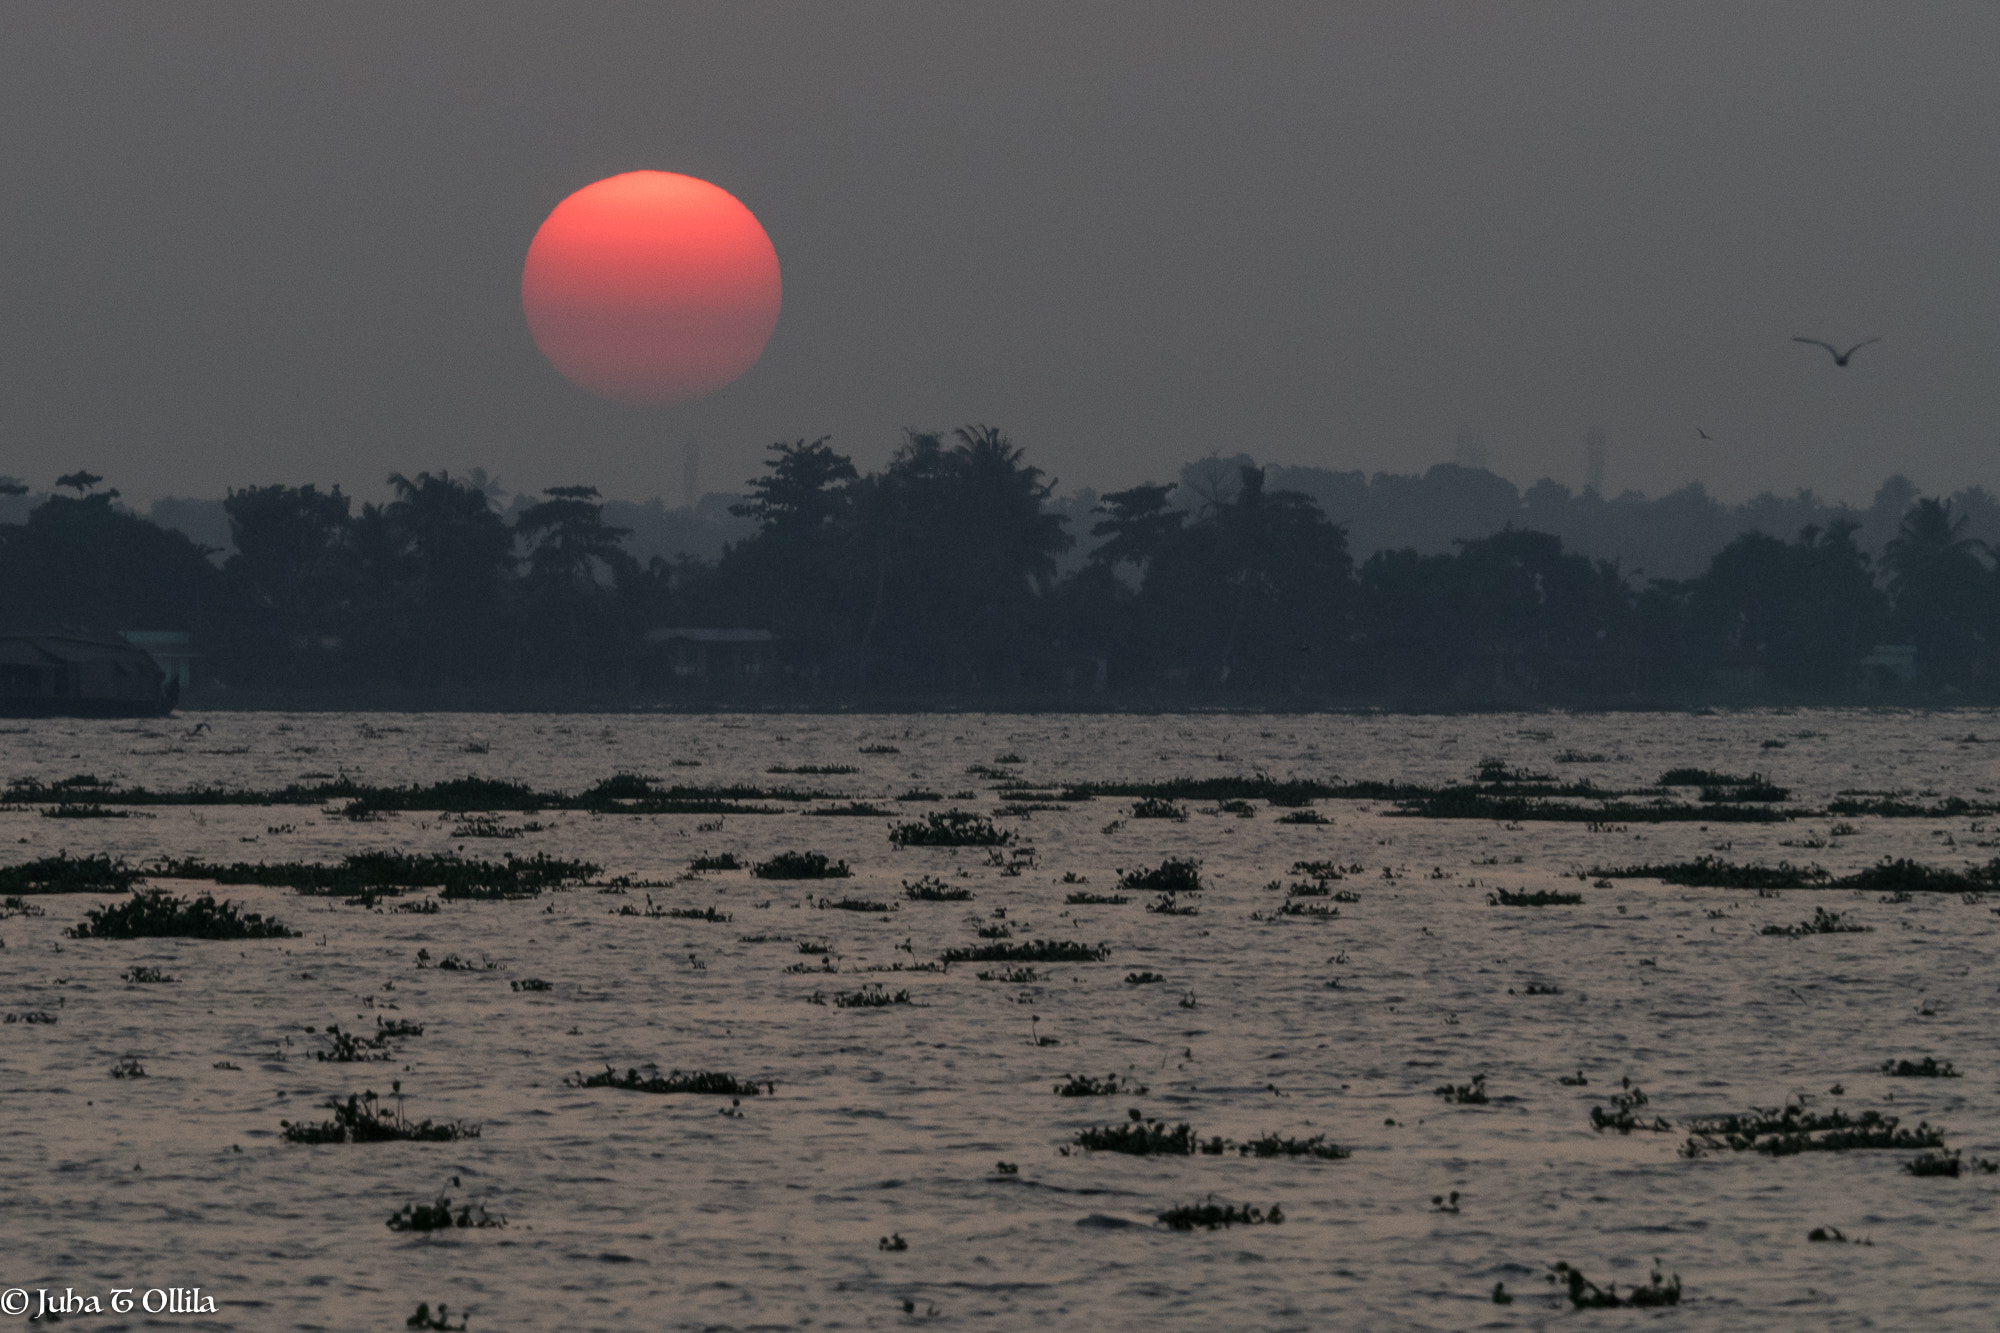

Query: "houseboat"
left=0, top=630, right=178, bottom=717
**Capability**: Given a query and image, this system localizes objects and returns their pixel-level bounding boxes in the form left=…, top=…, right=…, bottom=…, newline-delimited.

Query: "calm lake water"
left=2, top=709, right=1997, bottom=1331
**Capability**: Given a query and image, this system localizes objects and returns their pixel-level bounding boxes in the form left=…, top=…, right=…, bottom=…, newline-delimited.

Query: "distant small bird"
left=1696, top=428, right=1713, bottom=440
left=1793, top=335, right=1881, bottom=366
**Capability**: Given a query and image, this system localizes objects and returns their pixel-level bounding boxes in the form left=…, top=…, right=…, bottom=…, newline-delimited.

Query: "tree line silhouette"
left=1, top=430, right=1993, bottom=701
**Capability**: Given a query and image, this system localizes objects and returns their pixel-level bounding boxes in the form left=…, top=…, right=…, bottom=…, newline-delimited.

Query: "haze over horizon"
left=5, top=4, right=1997, bottom=511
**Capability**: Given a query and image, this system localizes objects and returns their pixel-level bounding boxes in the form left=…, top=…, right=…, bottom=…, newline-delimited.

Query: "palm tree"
left=1883, top=498, right=1991, bottom=685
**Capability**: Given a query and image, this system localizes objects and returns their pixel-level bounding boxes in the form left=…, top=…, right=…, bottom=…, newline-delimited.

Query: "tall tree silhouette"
left=1883, top=498, right=1990, bottom=686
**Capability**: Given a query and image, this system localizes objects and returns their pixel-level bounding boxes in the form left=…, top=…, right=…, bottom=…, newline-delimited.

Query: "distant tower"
left=1453, top=426, right=1489, bottom=471
left=1585, top=426, right=1606, bottom=495
left=683, top=441, right=701, bottom=510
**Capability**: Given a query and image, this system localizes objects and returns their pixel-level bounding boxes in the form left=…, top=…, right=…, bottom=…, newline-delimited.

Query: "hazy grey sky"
left=3, top=3, right=1996, bottom=509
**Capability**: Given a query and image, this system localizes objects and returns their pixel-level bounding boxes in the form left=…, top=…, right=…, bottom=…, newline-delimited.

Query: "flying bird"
left=1792, top=336, right=1881, bottom=366
left=1696, top=428, right=1712, bottom=440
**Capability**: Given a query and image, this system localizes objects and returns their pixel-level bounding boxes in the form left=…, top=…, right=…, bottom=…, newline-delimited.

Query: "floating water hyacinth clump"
left=1680, top=1101, right=1943, bottom=1157
left=386, top=1194, right=505, bottom=1231
left=941, top=940, right=1109, bottom=965
left=1054, top=1073, right=1148, bottom=1097
left=975, top=967, right=1039, bottom=982
left=903, top=876, right=973, bottom=901
left=1435, top=1075, right=1489, bottom=1105
left=1130, top=797, right=1188, bottom=821
left=0, top=852, right=143, bottom=894
left=1547, top=1261, right=1681, bottom=1309
left=315, top=1023, right=393, bottom=1063
left=688, top=853, right=742, bottom=871
left=1158, top=1198, right=1284, bottom=1230
left=1487, top=888, right=1582, bottom=907
left=1234, top=1133, right=1350, bottom=1159
left=1590, top=1080, right=1670, bottom=1133
left=887, top=810, right=1014, bottom=847
left=122, top=965, right=175, bottom=983
left=1065, top=891, right=1128, bottom=904
left=752, top=851, right=851, bottom=879
left=1072, top=1112, right=1200, bottom=1156
left=564, top=1066, right=772, bottom=1096
left=831, top=985, right=912, bottom=1008
left=1119, top=857, right=1203, bottom=894
left=1762, top=907, right=1870, bottom=937
left=68, top=892, right=297, bottom=940
left=1883, top=1057, right=1960, bottom=1078
left=281, top=1089, right=478, bottom=1144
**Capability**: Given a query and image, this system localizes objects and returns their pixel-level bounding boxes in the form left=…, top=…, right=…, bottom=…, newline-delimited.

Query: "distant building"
left=0, top=630, right=176, bottom=717
left=1859, top=643, right=1918, bottom=685
left=120, top=630, right=199, bottom=688
left=643, top=627, right=774, bottom=682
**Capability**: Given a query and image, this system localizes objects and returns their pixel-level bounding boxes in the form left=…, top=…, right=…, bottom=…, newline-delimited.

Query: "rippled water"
left=2, top=709, right=1997, bottom=1331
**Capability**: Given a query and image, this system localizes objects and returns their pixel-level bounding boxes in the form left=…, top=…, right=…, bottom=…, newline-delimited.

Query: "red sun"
left=521, top=171, right=782, bottom=405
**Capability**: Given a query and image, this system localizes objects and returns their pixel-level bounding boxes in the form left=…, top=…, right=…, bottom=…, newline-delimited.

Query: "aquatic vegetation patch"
left=40, top=802, right=133, bottom=818
left=313, top=1023, right=396, bottom=1063
left=942, top=940, right=1110, bottom=965
left=1130, top=797, right=1188, bottom=821
left=903, top=876, right=973, bottom=901
left=404, top=1302, right=468, bottom=1331
left=1065, top=891, right=1128, bottom=904
left=1067, top=776, right=1383, bottom=807
left=831, top=984, right=912, bottom=1008
left=1234, top=1133, right=1349, bottom=1159
left=1593, top=856, right=1829, bottom=889
left=1158, top=1199, right=1284, bottom=1230
left=804, top=802, right=893, bottom=817
left=1434, top=1074, right=1489, bottom=1105
left=0, top=895, right=45, bottom=918
left=69, top=892, right=296, bottom=940
left=386, top=1195, right=505, bottom=1231
left=1762, top=906, right=1870, bottom=937
left=1487, top=888, right=1582, bottom=906
left=1659, top=768, right=1757, bottom=786
left=815, top=895, right=892, bottom=913
left=888, top=810, right=1014, bottom=847
left=976, top=966, right=1039, bottom=982
left=767, top=764, right=859, bottom=775
left=752, top=851, right=852, bottom=879
left=688, top=853, right=742, bottom=872
left=149, top=850, right=597, bottom=898
left=281, top=1090, right=478, bottom=1144
left=511, top=978, right=551, bottom=992
left=1700, top=781, right=1789, bottom=803
left=1547, top=1262, right=1681, bottom=1310
left=1590, top=1081, right=1670, bottom=1133
left=1055, top=1073, right=1148, bottom=1096
left=1123, top=971, right=1165, bottom=984
left=1073, top=1113, right=1198, bottom=1156
left=1275, top=900, right=1339, bottom=919
left=1826, top=795, right=2000, bottom=819
left=0, top=852, right=144, bottom=894
left=1395, top=791, right=1785, bottom=822
left=122, top=965, right=176, bottom=983
left=1146, top=893, right=1200, bottom=916
left=1681, top=1103, right=1943, bottom=1157
left=1290, top=860, right=1362, bottom=879
left=1119, top=857, right=1204, bottom=894
left=1882, top=1057, right=1960, bottom=1078
left=564, top=1066, right=772, bottom=1096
